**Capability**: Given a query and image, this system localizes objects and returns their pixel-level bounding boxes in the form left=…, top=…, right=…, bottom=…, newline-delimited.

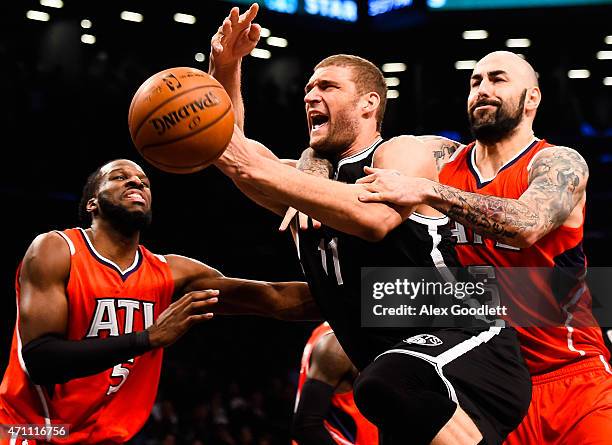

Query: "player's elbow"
left=22, top=336, right=69, bottom=385
left=515, top=232, right=540, bottom=248
left=357, top=211, right=400, bottom=242
left=359, top=225, right=389, bottom=242
left=499, top=230, right=539, bottom=249
left=269, top=284, right=321, bottom=321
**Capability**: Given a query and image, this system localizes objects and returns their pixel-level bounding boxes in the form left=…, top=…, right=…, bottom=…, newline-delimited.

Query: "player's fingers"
left=312, top=219, right=322, bottom=229
left=358, top=192, right=386, bottom=202
left=181, top=290, right=219, bottom=308
left=248, top=23, right=261, bottom=41
left=172, top=292, right=196, bottom=312
left=174, top=290, right=213, bottom=311
left=188, top=298, right=219, bottom=313
left=299, top=212, right=310, bottom=230
left=189, top=289, right=220, bottom=300
left=229, top=7, right=240, bottom=24
left=356, top=173, right=377, bottom=184
left=211, top=35, right=224, bottom=54
left=187, top=313, right=214, bottom=325
left=222, top=19, right=232, bottom=37
left=279, top=207, right=298, bottom=231
left=241, top=3, right=259, bottom=23
left=363, top=166, right=384, bottom=175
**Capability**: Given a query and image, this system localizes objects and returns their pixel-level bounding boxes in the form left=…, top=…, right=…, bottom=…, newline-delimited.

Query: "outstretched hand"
left=210, top=3, right=261, bottom=68
left=357, top=166, right=427, bottom=208
left=147, top=290, right=218, bottom=348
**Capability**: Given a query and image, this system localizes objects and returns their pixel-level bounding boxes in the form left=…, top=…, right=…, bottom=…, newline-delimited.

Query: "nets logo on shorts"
left=403, top=334, right=443, bottom=346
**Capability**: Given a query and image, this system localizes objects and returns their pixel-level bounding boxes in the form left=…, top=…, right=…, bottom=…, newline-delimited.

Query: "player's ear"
left=361, top=92, right=380, bottom=114
left=524, top=86, right=541, bottom=113
left=86, top=198, right=98, bottom=214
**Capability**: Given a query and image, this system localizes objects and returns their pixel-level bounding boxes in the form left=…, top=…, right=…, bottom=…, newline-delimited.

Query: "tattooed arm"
left=416, top=136, right=464, bottom=172
left=358, top=146, right=588, bottom=248
left=430, top=147, right=587, bottom=247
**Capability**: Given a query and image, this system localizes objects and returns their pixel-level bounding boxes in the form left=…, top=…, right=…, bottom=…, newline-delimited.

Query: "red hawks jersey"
left=293, top=323, right=378, bottom=445
left=0, top=228, right=174, bottom=444
left=439, top=137, right=610, bottom=375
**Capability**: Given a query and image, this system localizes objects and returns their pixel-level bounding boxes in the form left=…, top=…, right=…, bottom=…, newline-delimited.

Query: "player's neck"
left=336, top=130, right=381, bottom=161
left=86, top=221, right=140, bottom=269
left=474, top=125, right=535, bottom=178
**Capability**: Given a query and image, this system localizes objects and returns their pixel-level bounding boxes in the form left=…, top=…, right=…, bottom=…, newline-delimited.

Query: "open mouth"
left=310, top=113, right=329, bottom=132
left=124, top=191, right=146, bottom=204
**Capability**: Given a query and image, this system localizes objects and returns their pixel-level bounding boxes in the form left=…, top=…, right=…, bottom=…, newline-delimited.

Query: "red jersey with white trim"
left=293, top=323, right=378, bottom=445
left=0, top=228, right=174, bottom=444
left=439, top=138, right=610, bottom=375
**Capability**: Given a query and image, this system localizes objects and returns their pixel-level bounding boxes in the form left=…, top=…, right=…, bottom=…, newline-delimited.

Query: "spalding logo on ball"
left=128, top=67, right=234, bottom=174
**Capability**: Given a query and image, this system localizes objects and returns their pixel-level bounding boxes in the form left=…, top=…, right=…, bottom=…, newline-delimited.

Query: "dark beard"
left=97, top=191, right=152, bottom=236
left=469, top=89, right=527, bottom=145
left=310, top=105, right=360, bottom=157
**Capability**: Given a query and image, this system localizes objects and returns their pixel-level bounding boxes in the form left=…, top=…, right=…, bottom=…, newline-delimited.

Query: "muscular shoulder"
left=373, top=135, right=437, bottom=180
left=528, top=145, right=589, bottom=191
left=309, top=332, right=356, bottom=386
left=374, top=135, right=423, bottom=159
left=21, top=232, right=71, bottom=284
left=164, top=254, right=223, bottom=294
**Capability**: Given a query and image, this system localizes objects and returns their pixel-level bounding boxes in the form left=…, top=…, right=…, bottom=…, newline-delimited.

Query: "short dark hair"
left=314, top=54, right=387, bottom=132
left=78, top=166, right=104, bottom=226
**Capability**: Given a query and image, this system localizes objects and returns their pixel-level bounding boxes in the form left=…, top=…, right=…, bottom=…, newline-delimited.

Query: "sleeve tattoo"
left=429, top=147, right=588, bottom=246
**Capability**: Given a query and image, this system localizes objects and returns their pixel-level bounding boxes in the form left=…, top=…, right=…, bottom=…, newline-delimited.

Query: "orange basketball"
left=128, top=67, right=234, bottom=174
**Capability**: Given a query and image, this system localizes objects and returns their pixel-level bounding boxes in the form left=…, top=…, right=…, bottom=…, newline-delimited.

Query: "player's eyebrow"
left=470, top=70, right=508, bottom=83
left=487, top=70, right=508, bottom=78
left=108, top=168, right=149, bottom=181
left=304, top=79, right=339, bottom=94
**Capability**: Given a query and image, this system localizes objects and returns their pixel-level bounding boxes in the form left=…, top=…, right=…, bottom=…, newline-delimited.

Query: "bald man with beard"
left=358, top=51, right=612, bottom=444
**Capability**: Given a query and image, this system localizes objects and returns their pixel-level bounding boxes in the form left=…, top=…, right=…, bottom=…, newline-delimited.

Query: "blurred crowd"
left=130, top=359, right=299, bottom=445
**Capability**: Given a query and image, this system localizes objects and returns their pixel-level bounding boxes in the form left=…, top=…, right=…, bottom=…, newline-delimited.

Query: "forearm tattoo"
left=431, top=184, right=539, bottom=241
left=297, top=147, right=333, bottom=178
left=431, top=147, right=588, bottom=244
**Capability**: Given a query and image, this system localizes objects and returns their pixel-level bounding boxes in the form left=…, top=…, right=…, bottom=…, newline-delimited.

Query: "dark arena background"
left=1, top=0, right=612, bottom=444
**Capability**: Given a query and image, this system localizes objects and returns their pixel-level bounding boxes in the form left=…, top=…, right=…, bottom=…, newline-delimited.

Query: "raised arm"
left=208, top=5, right=297, bottom=215
left=359, top=145, right=588, bottom=248
left=208, top=3, right=260, bottom=131
left=166, top=254, right=320, bottom=321
left=18, top=233, right=217, bottom=385
left=293, top=332, right=357, bottom=445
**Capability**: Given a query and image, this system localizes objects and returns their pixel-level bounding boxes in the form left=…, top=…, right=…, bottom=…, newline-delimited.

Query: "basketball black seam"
left=132, top=84, right=226, bottom=140
left=139, top=104, right=233, bottom=151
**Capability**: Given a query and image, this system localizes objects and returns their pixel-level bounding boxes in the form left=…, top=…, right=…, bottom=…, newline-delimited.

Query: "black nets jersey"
left=296, top=138, right=462, bottom=369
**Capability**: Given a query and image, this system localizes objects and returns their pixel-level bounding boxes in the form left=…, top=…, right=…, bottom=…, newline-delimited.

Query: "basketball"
left=128, top=67, right=234, bottom=174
